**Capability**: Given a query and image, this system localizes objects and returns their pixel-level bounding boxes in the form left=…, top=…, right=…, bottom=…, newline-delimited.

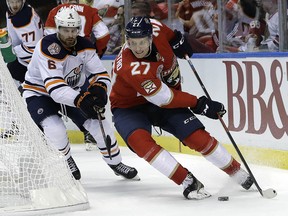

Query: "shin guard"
left=128, top=129, right=188, bottom=184
left=183, top=129, right=240, bottom=175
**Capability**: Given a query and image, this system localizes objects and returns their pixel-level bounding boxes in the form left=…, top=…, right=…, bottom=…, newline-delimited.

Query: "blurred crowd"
left=1, top=0, right=288, bottom=56
left=77, top=0, right=288, bottom=53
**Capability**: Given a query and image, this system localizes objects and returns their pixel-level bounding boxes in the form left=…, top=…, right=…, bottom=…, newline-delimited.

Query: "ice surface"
left=56, top=144, right=288, bottom=216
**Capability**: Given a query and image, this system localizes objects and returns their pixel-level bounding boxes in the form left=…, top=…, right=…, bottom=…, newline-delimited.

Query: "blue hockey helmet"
left=125, top=16, right=153, bottom=39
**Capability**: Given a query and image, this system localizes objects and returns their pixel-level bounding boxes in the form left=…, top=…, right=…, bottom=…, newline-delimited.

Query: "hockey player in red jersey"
left=110, top=16, right=253, bottom=199
left=23, top=8, right=139, bottom=181
left=45, top=0, right=110, bottom=58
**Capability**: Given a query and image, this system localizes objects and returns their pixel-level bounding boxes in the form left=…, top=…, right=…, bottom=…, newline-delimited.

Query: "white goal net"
left=0, top=54, right=89, bottom=215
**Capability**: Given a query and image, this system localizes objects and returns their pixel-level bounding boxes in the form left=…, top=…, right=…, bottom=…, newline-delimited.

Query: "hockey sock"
left=41, top=115, right=71, bottom=159
left=183, top=129, right=240, bottom=175
left=128, top=129, right=188, bottom=184
left=83, top=118, right=122, bottom=165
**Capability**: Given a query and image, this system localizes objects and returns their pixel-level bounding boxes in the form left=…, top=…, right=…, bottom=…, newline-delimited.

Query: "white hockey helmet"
left=54, top=7, right=81, bottom=30
left=61, top=0, right=79, bottom=4
left=6, top=0, right=26, bottom=14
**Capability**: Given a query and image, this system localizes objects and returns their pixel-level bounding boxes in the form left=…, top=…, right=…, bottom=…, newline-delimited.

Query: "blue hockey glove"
left=169, top=30, right=193, bottom=58
left=191, top=96, right=226, bottom=119
left=88, top=81, right=107, bottom=108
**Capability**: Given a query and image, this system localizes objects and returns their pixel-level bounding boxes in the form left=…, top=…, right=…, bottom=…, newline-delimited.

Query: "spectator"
left=148, top=0, right=169, bottom=21
left=175, top=0, right=194, bottom=33
left=132, top=0, right=179, bottom=22
left=90, top=0, right=124, bottom=26
left=131, top=2, right=152, bottom=17
left=176, top=0, right=216, bottom=39
left=260, top=0, right=287, bottom=51
left=222, top=0, right=265, bottom=52
left=79, top=0, right=93, bottom=6
left=238, top=19, right=266, bottom=52
left=131, top=1, right=214, bottom=53
left=106, top=5, right=125, bottom=55
left=200, top=4, right=255, bottom=53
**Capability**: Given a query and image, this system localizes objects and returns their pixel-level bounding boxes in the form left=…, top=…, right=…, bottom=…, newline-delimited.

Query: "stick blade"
left=262, top=188, right=277, bottom=199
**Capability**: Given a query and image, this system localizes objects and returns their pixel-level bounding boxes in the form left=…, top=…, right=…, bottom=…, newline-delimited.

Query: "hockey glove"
left=169, top=30, right=193, bottom=59
left=191, top=96, right=226, bottom=119
left=74, top=91, right=98, bottom=119
left=88, top=81, right=108, bottom=108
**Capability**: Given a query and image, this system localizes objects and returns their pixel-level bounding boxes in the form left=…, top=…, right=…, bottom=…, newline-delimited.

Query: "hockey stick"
left=95, top=108, right=112, bottom=160
left=185, top=55, right=277, bottom=199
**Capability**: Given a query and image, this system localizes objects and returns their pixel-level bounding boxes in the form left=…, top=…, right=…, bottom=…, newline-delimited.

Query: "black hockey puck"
left=218, top=196, right=229, bottom=201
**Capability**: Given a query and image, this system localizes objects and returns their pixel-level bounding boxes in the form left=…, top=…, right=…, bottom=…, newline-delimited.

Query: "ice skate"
left=182, top=172, right=211, bottom=200
left=109, top=162, right=140, bottom=181
left=67, top=156, right=81, bottom=180
left=84, top=131, right=97, bottom=151
left=231, top=168, right=254, bottom=190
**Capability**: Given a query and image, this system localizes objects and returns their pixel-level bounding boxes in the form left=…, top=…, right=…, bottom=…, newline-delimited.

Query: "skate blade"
left=130, top=174, right=141, bottom=181
left=186, top=188, right=211, bottom=200
left=85, top=143, right=98, bottom=151
left=115, top=173, right=141, bottom=181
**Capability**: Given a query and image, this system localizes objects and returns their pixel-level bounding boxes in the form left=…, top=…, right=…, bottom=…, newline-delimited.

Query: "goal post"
left=0, top=53, right=89, bottom=215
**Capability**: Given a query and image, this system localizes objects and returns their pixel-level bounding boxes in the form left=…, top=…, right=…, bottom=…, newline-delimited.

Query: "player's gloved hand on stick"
left=88, top=81, right=108, bottom=108
left=191, top=96, right=226, bottom=119
left=169, top=30, right=193, bottom=59
left=74, top=91, right=99, bottom=119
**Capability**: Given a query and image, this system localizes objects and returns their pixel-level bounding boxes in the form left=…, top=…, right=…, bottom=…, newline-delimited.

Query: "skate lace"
left=67, top=157, right=78, bottom=172
left=115, top=163, right=131, bottom=174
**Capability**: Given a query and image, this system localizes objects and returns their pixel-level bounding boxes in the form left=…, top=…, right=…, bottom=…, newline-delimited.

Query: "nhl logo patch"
left=48, top=43, right=61, bottom=55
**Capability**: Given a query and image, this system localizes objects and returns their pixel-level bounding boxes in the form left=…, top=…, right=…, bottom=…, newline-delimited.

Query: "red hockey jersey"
left=110, top=18, right=181, bottom=109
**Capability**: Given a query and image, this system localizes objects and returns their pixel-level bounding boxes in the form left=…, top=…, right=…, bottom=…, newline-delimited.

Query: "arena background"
left=0, top=0, right=58, bottom=28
